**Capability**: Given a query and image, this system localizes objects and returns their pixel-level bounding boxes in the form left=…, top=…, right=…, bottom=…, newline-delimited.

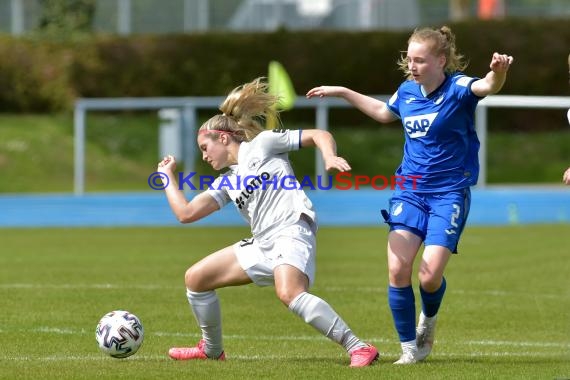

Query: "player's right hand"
left=306, top=86, right=345, bottom=98
left=158, top=155, right=176, bottom=172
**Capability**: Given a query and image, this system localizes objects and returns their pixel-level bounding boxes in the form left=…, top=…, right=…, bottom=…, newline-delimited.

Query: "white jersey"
left=206, top=129, right=316, bottom=239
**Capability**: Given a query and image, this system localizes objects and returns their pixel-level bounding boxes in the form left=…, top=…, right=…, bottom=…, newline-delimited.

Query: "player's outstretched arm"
left=157, top=155, right=220, bottom=223
left=306, top=85, right=396, bottom=124
left=471, top=52, right=514, bottom=97
left=300, top=129, right=351, bottom=172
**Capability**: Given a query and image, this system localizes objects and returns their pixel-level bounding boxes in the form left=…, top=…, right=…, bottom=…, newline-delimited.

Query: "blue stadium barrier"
left=0, top=188, right=568, bottom=228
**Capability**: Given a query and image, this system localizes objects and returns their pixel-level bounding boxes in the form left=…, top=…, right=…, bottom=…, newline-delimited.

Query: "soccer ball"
left=95, top=310, right=144, bottom=358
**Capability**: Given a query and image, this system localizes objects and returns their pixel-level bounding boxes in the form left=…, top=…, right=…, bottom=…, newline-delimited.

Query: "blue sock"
left=420, top=277, right=447, bottom=318
left=388, top=285, right=416, bottom=342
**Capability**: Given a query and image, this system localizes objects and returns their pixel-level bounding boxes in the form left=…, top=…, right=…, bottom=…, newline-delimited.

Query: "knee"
left=184, top=266, right=204, bottom=292
left=275, top=286, right=303, bottom=307
left=418, top=273, right=443, bottom=293
left=389, top=264, right=413, bottom=287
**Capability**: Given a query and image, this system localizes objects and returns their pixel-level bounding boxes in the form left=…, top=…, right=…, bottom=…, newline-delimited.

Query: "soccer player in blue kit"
left=307, top=25, right=513, bottom=364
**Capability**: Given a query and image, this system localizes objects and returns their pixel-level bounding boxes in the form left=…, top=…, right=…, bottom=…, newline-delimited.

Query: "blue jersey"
left=387, top=72, right=482, bottom=192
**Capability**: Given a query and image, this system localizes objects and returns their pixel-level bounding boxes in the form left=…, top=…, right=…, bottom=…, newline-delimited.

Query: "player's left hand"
left=490, top=52, right=513, bottom=73
left=324, top=155, right=352, bottom=172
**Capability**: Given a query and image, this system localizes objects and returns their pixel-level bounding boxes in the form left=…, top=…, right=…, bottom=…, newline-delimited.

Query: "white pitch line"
left=0, top=283, right=567, bottom=300
left=0, top=283, right=175, bottom=290
left=12, top=327, right=570, bottom=349
left=157, top=332, right=570, bottom=349
left=466, top=340, right=570, bottom=348
left=1, top=351, right=567, bottom=362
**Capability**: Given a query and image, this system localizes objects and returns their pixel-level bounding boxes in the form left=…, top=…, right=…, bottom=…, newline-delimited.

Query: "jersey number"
left=450, top=204, right=460, bottom=228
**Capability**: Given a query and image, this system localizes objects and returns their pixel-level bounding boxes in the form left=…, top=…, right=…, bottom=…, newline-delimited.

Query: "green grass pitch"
left=1, top=225, right=569, bottom=379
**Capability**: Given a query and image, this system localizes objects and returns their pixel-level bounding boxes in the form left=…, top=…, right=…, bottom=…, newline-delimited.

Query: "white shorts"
left=233, top=219, right=316, bottom=287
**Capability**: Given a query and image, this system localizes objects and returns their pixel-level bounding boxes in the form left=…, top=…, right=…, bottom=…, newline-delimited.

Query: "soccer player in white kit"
left=156, top=78, right=379, bottom=367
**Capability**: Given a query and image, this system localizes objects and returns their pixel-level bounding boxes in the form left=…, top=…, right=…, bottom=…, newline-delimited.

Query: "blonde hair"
left=398, top=26, right=468, bottom=80
left=199, top=77, right=280, bottom=142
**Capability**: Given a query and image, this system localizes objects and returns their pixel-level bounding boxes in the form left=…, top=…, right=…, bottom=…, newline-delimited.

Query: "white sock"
left=401, top=340, right=418, bottom=354
left=186, top=289, right=223, bottom=358
left=419, top=311, right=437, bottom=327
left=288, top=292, right=366, bottom=353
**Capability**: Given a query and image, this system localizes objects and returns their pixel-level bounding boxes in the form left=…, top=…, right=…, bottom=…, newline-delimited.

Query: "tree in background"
left=36, top=0, right=96, bottom=39
left=449, top=0, right=471, bottom=21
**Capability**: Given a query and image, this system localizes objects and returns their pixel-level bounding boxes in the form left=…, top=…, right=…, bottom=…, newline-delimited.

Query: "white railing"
left=475, top=95, right=570, bottom=189
left=74, top=95, right=358, bottom=195
left=74, top=95, right=570, bottom=196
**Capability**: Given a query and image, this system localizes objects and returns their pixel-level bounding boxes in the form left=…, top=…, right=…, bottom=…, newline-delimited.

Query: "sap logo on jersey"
left=403, top=112, right=438, bottom=138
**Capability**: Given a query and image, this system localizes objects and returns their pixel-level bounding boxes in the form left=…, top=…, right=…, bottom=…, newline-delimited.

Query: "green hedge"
left=1, top=19, right=569, bottom=129
left=0, top=36, right=74, bottom=112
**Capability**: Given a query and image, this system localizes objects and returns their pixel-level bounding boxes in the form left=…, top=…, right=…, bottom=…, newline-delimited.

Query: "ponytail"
left=199, top=77, right=281, bottom=142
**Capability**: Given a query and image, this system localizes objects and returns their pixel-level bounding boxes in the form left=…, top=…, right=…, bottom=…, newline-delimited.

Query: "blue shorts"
left=381, top=188, right=471, bottom=253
